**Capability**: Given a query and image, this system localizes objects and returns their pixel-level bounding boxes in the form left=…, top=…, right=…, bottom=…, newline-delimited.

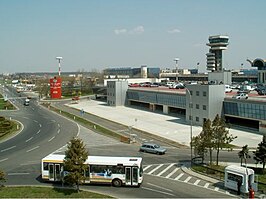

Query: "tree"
left=202, top=119, right=215, bottom=165
left=0, top=169, right=6, bottom=186
left=63, top=137, right=89, bottom=192
left=253, top=138, right=266, bottom=174
left=212, top=115, right=236, bottom=165
left=238, top=145, right=251, bottom=166
left=192, top=119, right=214, bottom=165
left=192, top=134, right=207, bottom=162
left=192, top=115, right=236, bottom=166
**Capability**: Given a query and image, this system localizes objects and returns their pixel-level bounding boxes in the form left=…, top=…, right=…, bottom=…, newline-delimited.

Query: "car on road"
left=139, top=143, right=167, bottom=155
left=232, top=93, right=248, bottom=100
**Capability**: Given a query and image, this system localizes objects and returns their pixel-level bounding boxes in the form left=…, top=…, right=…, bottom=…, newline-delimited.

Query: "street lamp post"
left=174, top=58, right=179, bottom=82
left=186, top=88, right=193, bottom=164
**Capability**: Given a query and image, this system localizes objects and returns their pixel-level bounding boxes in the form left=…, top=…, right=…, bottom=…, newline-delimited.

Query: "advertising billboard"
left=50, top=76, right=62, bottom=99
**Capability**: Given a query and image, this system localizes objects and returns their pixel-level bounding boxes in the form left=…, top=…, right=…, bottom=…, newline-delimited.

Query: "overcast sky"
left=1, top=0, right=266, bottom=73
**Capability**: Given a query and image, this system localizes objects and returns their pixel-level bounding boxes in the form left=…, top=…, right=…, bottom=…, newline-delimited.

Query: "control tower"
left=206, top=35, right=229, bottom=71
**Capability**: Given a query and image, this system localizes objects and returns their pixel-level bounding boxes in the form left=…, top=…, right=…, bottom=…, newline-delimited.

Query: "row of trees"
left=193, top=114, right=266, bottom=173
left=238, top=140, right=266, bottom=173
left=192, top=114, right=236, bottom=165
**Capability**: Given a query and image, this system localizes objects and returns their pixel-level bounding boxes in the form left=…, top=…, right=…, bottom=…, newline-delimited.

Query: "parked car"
left=232, top=93, right=248, bottom=100
left=258, top=89, right=266, bottom=95
left=128, top=83, right=140, bottom=87
left=225, top=85, right=232, bottom=93
left=169, top=83, right=185, bottom=89
left=139, top=143, right=167, bottom=155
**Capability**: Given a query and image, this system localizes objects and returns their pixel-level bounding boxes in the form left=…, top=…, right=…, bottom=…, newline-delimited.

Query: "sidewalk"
left=67, top=99, right=263, bottom=148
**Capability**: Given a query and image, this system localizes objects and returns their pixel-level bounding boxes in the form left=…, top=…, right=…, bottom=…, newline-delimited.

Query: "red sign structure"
left=50, top=76, right=62, bottom=99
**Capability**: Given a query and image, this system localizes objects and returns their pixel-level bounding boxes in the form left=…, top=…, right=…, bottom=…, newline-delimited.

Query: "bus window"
left=43, top=162, right=49, bottom=170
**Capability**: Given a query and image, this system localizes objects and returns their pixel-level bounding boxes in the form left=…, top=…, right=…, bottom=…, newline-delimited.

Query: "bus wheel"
left=112, top=179, right=122, bottom=187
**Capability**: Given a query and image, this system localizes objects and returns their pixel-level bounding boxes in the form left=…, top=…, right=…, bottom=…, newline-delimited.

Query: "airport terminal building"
left=106, top=72, right=266, bottom=137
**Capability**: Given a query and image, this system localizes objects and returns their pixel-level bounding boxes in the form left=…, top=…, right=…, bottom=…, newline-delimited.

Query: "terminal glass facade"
left=127, top=90, right=186, bottom=108
left=224, top=101, right=266, bottom=120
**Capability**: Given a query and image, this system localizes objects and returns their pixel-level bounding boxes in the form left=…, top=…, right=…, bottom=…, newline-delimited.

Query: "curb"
left=181, top=166, right=221, bottom=184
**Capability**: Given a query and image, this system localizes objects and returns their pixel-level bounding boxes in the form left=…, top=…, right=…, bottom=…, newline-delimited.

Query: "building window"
left=203, top=105, right=206, bottom=110
left=203, top=91, right=207, bottom=97
left=196, top=104, right=199, bottom=109
left=196, top=91, right=199, bottom=96
left=189, top=103, right=193, bottom=108
left=189, top=116, right=192, bottom=120
left=190, top=91, right=193, bottom=96
left=196, top=117, right=199, bottom=122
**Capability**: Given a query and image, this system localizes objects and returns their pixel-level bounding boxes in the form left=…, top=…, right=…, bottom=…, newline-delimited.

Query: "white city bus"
left=41, top=154, right=143, bottom=187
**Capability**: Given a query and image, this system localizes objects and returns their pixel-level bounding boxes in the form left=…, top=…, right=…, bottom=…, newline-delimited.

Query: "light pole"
left=56, top=57, right=63, bottom=76
left=174, top=58, right=179, bottom=82
left=186, top=88, right=193, bottom=164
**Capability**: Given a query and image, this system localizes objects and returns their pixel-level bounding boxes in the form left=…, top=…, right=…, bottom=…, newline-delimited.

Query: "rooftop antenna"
left=56, top=57, right=63, bottom=76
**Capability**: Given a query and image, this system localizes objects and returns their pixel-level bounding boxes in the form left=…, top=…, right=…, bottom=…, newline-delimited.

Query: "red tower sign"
left=50, top=76, right=62, bottom=99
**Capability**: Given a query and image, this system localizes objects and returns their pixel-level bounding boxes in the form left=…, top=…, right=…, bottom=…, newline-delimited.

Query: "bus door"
left=54, top=164, right=61, bottom=181
left=125, top=167, right=139, bottom=186
left=84, top=167, right=90, bottom=183
left=48, top=164, right=54, bottom=181
left=48, top=164, right=61, bottom=181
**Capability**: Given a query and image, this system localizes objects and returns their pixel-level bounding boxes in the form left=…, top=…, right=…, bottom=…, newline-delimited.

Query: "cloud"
left=114, top=29, right=127, bottom=35
left=129, top=26, right=144, bottom=34
left=168, top=29, right=181, bottom=34
left=114, top=26, right=144, bottom=35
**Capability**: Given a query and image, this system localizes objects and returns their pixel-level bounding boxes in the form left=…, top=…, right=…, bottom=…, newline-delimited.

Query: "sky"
left=0, top=0, right=266, bottom=73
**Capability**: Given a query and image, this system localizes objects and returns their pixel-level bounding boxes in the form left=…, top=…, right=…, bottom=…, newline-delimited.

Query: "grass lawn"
left=0, top=186, right=113, bottom=198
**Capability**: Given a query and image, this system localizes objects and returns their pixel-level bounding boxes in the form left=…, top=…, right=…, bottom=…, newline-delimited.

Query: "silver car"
left=139, top=143, right=167, bottom=155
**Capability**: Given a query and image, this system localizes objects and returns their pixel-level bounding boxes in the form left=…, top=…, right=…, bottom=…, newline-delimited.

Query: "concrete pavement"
left=67, top=99, right=263, bottom=148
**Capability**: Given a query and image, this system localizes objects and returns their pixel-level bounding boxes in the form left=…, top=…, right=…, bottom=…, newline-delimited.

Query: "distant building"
left=249, top=58, right=266, bottom=83
left=103, top=66, right=160, bottom=79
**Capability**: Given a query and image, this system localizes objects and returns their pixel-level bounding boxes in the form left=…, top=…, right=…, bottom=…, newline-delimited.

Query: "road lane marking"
left=165, top=167, right=179, bottom=178
left=142, top=187, right=175, bottom=197
left=57, top=129, right=60, bottom=134
left=157, top=163, right=175, bottom=176
left=184, top=176, right=192, bottom=183
left=8, top=173, right=30, bottom=175
left=48, top=136, right=55, bottom=142
left=194, top=179, right=200, bottom=185
left=204, top=183, right=209, bottom=188
left=33, top=120, right=38, bottom=123
left=58, top=123, right=60, bottom=128
left=25, top=137, right=33, bottom=142
left=36, top=130, right=41, bottom=134
left=23, top=117, right=29, bottom=119
left=148, top=164, right=163, bottom=175
left=143, top=165, right=152, bottom=172
left=147, top=183, right=173, bottom=192
left=174, top=173, right=184, bottom=180
left=0, top=158, right=8, bottom=162
left=26, top=146, right=39, bottom=152
left=39, top=124, right=42, bottom=127
left=1, top=146, right=16, bottom=152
